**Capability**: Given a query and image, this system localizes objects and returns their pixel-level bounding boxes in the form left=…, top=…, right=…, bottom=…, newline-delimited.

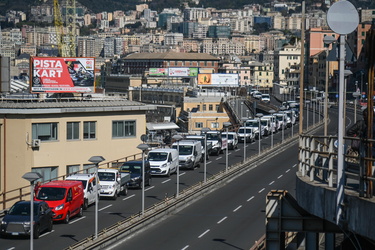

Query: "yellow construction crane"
left=54, top=0, right=76, bottom=57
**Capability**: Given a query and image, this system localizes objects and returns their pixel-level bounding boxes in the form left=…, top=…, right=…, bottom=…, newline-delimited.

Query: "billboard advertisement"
left=149, top=68, right=168, bottom=76
left=30, top=57, right=95, bottom=93
left=198, top=73, right=239, bottom=87
left=168, top=67, right=198, bottom=77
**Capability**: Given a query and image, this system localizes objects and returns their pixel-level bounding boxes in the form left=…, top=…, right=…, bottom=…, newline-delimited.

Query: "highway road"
left=0, top=100, right=346, bottom=250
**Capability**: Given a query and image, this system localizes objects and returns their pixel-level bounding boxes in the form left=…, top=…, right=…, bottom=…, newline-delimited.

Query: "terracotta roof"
left=125, top=52, right=220, bottom=61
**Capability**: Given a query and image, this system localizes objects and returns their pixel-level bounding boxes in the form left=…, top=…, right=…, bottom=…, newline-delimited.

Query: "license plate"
left=12, top=232, right=19, bottom=235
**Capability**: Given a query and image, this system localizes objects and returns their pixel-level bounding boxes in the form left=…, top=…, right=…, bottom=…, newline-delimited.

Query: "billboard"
left=168, top=67, right=198, bottom=77
left=197, top=73, right=239, bottom=87
left=149, top=68, right=168, bottom=76
left=30, top=57, right=95, bottom=93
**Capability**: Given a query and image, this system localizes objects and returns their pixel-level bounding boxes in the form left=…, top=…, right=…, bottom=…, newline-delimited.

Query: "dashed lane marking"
left=123, top=194, right=135, bottom=201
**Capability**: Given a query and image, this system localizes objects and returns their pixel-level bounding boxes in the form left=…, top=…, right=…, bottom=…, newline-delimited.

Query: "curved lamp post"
left=88, top=155, right=105, bottom=239
left=172, top=135, right=183, bottom=197
left=22, top=172, right=42, bottom=250
left=136, top=144, right=149, bottom=215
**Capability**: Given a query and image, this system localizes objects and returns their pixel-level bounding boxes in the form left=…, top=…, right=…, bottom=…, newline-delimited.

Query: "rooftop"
left=125, top=52, right=220, bottom=61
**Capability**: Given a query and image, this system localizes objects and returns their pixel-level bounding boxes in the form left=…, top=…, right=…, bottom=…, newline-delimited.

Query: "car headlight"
left=1, top=220, right=7, bottom=225
left=132, top=177, right=140, bottom=181
left=55, top=204, right=64, bottom=211
left=161, top=163, right=167, bottom=168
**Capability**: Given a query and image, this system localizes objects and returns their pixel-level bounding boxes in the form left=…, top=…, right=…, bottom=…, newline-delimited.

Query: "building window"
left=83, top=164, right=95, bottom=174
left=32, top=123, right=58, bottom=141
left=209, top=104, right=213, bottom=111
left=67, top=165, right=80, bottom=175
left=211, top=122, right=219, bottom=129
left=67, top=122, right=80, bottom=140
left=195, top=122, right=203, bottom=128
left=216, top=104, right=220, bottom=111
left=32, top=166, right=58, bottom=183
left=203, top=104, right=206, bottom=111
left=84, top=121, right=96, bottom=139
left=112, top=120, right=136, bottom=138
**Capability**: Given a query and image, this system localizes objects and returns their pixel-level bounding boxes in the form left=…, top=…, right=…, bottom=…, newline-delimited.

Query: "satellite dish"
left=140, top=134, right=148, bottom=142
left=327, top=1, right=359, bottom=35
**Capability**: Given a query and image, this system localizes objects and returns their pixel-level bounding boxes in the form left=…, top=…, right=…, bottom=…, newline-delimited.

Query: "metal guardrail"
left=65, top=127, right=303, bottom=250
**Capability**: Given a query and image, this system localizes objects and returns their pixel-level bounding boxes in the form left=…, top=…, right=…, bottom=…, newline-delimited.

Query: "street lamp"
left=22, top=172, right=42, bottom=250
left=353, top=91, right=361, bottom=123
left=201, top=128, right=210, bottom=182
left=269, top=109, right=276, bottom=148
left=136, top=144, right=149, bottom=215
left=88, top=155, right=105, bottom=239
left=172, top=135, right=183, bottom=198
left=223, top=122, right=231, bottom=172
left=244, top=110, right=249, bottom=163
left=305, top=100, right=310, bottom=130
left=256, top=113, right=263, bottom=155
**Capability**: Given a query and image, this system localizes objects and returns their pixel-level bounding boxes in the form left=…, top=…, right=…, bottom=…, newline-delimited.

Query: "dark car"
left=120, top=161, right=151, bottom=189
left=0, top=201, right=53, bottom=239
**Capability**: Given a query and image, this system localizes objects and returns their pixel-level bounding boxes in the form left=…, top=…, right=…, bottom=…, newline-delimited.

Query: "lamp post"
left=269, top=109, right=276, bottom=148
left=312, top=98, right=316, bottom=125
left=256, top=113, right=263, bottom=155
left=223, top=122, right=231, bottom=172
left=22, top=172, right=42, bottom=250
left=172, top=135, right=183, bottom=198
left=244, top=110, right=249, bottom=163
left=353, top=91, right=361, bottom=123
left=136, top=144, right=149, bottom=215
left=201, top=128, right=210, bottom=182
left=88, top=156, right=105, bottom=239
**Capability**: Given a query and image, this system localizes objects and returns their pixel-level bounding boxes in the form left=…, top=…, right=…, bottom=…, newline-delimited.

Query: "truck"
left=97, top=168, right=130, bottom=200
left=203, top=130, right=227, bottom=156
left=184, top=134, right=213, bottom=161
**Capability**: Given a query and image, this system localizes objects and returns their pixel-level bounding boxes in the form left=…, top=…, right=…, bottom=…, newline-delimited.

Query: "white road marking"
left=145, top=186, right=155, bottom=191
left=228, top=152, right=232, bottom=155
left=247, top=196, right=254, bottom=202
left=292, top=164, right=297, bottom=168
left=286, top=169, right=291, bottom=173
left=233, top=205, right=242, bottom=212
left=162, top=179, right=171, bottom=184
left=269, top=181, right=275, bottom=185
left=99, top=204, right=112, bottom=211
left=69, top=216, right=86, bottom=224
left=123, top=194, right=135, bottom=201
left=6, top=248, right=15, bottom=250
left=181, top=245, right=189, bottom=250
left=40, top=230, right=55, bottom=238
left=216, top=157, right=222, bottom=160
left=258, top=188, right=265, bottom=193
left=198, top=229, right=210, bottom=238
left=235, top=149, right=240, bottom=152
left=217, top=216, right=227, bottom=224
left=179, top=172, right=186, bottom=177
left=278, top=175, right=283, bottom=179
left=207, top=161, right=212, bottom=164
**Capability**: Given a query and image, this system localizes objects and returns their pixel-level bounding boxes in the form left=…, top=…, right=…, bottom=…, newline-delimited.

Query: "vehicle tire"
left=201, top=155, right=204, bottom=163
left=146, top=178, right=150, bottom=186
left=33, top=225, right=40, bottom=239
left=47, top=219, right=53, bottom=232
left=83, top=199, right=88, bottom=210
left=122, top=186, right=128, bottom=195
left=78, top=206, right=83, bottom=217
left=64, top=212, right=70, bottom=224
left=112, top=192, right=117, bottom=200
left=167, top=169, right=171, bottom=177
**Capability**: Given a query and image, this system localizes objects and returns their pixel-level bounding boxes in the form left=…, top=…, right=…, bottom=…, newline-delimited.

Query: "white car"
left=253, top=91, right=262, bottom=99
left=261, top=94, right=270, bottom=103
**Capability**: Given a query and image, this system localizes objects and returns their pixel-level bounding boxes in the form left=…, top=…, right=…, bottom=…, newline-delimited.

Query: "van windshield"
left=261, top=120, right=268, bottom=126
left=98, top=172, right=116, bottom=181
left=245, top=121, right=259, bottom=127
left=206, top=133, right=219, bottom=140
left=37, top=187, right=66, bottom=201
left=222, top=134, right=234, bottom=139
left=172, top=145, right=193, bottom=155
left=120, top=164, right=142, bottom=175
left=148, top=152, right=168, bottom=161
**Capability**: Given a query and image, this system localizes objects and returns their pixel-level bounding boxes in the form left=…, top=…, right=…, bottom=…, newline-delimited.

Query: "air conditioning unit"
left=32, top=139, right=41, bottom=147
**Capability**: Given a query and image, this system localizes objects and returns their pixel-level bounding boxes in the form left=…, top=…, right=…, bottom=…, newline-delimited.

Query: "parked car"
left=221, top=131, right=239, bottom=150
left=148, top=148, right=179, bottom=176
left=66, top=173, right=98, bottom=210
left=118, top=160, right=151, bottom=189
left=172, top=140, right=202, bottom=170
left=35, top=180, right=84, bottom=223
left=0, top=201, right=53, bottom=239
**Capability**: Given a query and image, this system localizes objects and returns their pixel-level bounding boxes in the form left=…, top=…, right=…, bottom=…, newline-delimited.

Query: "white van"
left=66, top=173, right=97, bottom=210
left=172, top=140, right=202, bottom=170
left=147, top=148, right=179, bottom=176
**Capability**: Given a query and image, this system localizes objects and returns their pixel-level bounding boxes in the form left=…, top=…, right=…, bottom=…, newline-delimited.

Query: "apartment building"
left=0, top=99, right=155, bottom=194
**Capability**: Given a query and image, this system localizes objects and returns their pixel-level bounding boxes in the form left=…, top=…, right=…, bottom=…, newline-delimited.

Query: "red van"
left=35, top=180, right=84, bottom=223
